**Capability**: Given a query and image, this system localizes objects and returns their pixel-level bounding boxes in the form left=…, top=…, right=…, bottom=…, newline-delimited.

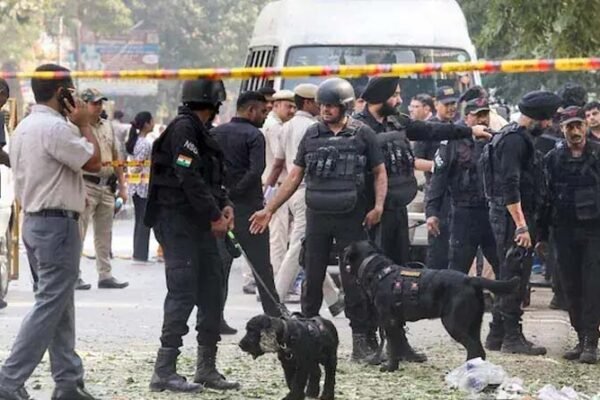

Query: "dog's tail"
left=467, top=276, right=520, bottom=294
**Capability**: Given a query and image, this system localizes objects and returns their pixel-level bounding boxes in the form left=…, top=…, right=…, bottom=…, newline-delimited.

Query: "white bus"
left=242, top=0, right=478, bottom=104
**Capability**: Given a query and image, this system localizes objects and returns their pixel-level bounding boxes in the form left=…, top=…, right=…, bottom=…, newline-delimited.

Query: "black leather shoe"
left=0, top=386, right=32, bottom=400
left=98, top=277, right=129, bottom=289
left=0, top=298, right=7, bottom=310
left=51, top=386, right=96, bottom=400
left=75, top=278, right=91, bottom=291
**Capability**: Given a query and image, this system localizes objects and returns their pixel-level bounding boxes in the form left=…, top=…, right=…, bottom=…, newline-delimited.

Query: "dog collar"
left=357, top=254, right=378, bottom=280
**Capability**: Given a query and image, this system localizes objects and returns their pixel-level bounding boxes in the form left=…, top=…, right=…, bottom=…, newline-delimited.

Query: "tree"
left=458, top=0, right=600, bottom=102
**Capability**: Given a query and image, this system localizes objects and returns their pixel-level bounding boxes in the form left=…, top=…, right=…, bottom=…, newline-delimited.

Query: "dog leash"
left=227, top=231, right=292, bottom=318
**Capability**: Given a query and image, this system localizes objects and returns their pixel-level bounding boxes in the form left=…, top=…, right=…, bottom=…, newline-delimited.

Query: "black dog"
left=344, top=241, right=520, bottom=372
left=239, top=314, right=338, bottom=400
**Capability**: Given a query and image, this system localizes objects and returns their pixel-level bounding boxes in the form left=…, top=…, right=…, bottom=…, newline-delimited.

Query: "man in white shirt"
left=265, top=84, right=344, bottom=315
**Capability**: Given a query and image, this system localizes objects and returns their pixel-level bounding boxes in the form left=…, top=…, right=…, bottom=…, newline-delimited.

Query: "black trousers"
left=427, top=195, right=451, bottom=270
left=132, top=194, right=151, bottom=261
left=449, top=206, right=499, bottom=275
left=304, top=205, right=371, bottom=333
left=217, top=238, right=233, bottom=321
left=230, top=202, right=281, bottom=317
left=154, top=209, right=223, bottom=348
left=554, top=226, right=600, bottom=338
left=489, top=206, right=535, bottom=328
left=372, top=207, right=410, bottom=265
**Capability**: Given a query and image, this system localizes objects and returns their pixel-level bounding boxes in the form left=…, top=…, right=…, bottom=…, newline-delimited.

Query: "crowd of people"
left=0, top=61, right=599, bottom=400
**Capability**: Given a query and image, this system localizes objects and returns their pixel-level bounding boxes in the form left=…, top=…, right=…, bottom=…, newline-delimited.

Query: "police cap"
left=272, top=90, right=295, bottom=102
left=81, top=88, right=107, bottom=103
left=181, top=79, right=226, bottom=106
left=361, top=76, right=400, bottom=104
left=464, top=97, right=490, bottom=114
left=316, top=78, right=355, bottom=108
left=518, top=90, right=561, bottom=121
left=558, top=106, right=585, bottom=125
left=435, top=86, right=458, bottom=104
left=294, top=83, right=318, bottom=99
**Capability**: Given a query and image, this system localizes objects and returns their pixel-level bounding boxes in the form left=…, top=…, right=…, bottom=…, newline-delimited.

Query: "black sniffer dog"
left=344, top=241, right=520, bottom=372
left=239, top=314, right=338, bottom=400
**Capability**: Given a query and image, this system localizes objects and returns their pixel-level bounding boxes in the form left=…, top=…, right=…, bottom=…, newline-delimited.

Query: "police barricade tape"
left=124, top=173, right=150, bottom=184
left=2, top=57, right=600, bottom=80
left=103, top=160, right=151, bottom=167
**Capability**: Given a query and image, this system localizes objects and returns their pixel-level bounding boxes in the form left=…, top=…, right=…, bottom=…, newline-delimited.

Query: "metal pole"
left=57, top=16, right=64, bottom=65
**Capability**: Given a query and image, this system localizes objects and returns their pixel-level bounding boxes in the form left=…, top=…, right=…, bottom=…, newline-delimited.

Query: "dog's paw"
left=319, top=392, right=334, bottom=400
left=282, top=394, right=304, bottom=400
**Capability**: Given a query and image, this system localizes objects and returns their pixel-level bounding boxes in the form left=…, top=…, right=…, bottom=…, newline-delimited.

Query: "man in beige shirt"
left=0, top=63, right=101, bottom=400
left=77, top=88, right=128, bottom=290
left=261, top=90, right=296, bottom=283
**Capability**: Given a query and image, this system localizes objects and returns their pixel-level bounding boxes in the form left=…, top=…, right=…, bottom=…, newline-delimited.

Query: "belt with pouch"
left=26, top=209, right=80, bottom=221
left=83, top=175, right=112, bottom=186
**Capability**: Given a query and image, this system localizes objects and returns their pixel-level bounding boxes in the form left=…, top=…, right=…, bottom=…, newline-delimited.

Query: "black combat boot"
left=194, top=345, right=240, bottom=390
left=579, top=335, right=598, bottom=364
left=484, top=321, right=504, bottom=351
left=398, top=336, right=427, bottom=363
left=351, top=333, right=375, bottom=363
left=365, top=330, right=383, bottom=365
left=563, top=333, right=584, bottom=361
left=149, top=348, right=203, bottom=393
left=501, top=322, right=546, bottom=356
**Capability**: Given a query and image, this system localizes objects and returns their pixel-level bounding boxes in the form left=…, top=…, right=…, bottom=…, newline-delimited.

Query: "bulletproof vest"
left=447, top=139, right=487, bottom=207
left=481, top=123, right=545, bottom=213
left=548, top=143, right=600, bottom=222
left=377, top=130, right=418, bottom=207
left=145, top=113, right=225, bottom=225
left=304, top=121, right=366, bottom=213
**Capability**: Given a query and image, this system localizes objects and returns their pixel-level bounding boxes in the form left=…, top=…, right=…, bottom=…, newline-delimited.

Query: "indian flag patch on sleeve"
left=176, top=154, right=193, bottom=168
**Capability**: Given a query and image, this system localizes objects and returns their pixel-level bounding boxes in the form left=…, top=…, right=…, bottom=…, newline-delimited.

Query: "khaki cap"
left=293, top=83, right=318, bottom=99
left=272, top=90, right=295, bottom=102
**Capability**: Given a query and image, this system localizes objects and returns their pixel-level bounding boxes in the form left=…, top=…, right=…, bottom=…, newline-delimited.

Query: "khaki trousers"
left=269, top=199, right=290, bottom=276
left=79, top=182, right=114, bottom=280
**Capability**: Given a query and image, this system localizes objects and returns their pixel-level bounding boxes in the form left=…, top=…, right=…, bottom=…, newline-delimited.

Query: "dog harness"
left=278, top=316, right=329, bottom=359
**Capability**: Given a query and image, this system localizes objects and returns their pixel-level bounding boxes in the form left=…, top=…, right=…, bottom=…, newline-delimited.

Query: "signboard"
left=79, top=27, right=160, bottom=97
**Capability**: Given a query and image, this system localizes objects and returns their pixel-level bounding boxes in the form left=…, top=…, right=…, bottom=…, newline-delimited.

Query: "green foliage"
left=458, top=0, right=600, bottom=102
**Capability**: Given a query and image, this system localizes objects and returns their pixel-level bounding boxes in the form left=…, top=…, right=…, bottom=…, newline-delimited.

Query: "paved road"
left=0, top=213, right=583, bottom=399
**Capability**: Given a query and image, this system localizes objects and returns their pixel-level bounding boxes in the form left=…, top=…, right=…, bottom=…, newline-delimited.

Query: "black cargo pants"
left=304, top=204, right=371, bottom=333
left=489, top=205, right=535, bottom=329
left=554, top=226, right=600, bottom=339
left=449, top=206, right=499, bottom=275
left=154, top=209, right=223, bottom=348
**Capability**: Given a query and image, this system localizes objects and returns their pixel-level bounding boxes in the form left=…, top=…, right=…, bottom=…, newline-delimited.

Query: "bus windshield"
left=282, top=45, right=473, bottom=110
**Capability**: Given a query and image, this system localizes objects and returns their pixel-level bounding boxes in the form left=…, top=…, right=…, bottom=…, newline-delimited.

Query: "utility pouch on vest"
left=574, top=187, right=600, bottom=220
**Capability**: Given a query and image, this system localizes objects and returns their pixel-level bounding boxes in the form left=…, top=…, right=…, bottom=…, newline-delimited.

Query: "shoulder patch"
left=184, top=140, right=199, bottom=156
left=176, top=154, right=193, bottom=168
left=434, top=150, right=445, bottom=168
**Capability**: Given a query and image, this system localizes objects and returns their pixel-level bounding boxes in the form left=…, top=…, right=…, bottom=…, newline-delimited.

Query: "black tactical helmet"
left=316, top=78, right=355, bottom=109
left=181, top=79, right=226, bottom=106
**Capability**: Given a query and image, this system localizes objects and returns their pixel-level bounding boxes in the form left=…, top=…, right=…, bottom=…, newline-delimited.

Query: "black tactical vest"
left=481, top=123, right=545, bottom=213
left=547, top=143, right=600, bottom=222
left=377, top=130, right=418, bottom=208
left=304, top=121, right=366, bottom=214
left=446, top=138, right=487, bottom=208
left=145, top=113, right=226, bottom=226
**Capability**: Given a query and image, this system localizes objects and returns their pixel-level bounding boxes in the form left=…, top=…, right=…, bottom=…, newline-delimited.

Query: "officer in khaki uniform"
left=77, top=88, right=129, bottom=289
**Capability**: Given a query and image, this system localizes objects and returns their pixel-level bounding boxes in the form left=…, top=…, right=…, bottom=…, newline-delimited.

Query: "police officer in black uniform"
left=145, top=79, right=239, bottom=392
left=415, top=86, right=460, bottom=269
left=426, top=97, right=499, bottom=274
left=538, top=106, right=600, bottom=364
left=249, top=78, right=388, bottom=362
left=427, top=97, right=502, bottom=349
left=482, top=90, right=561, bottom=355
